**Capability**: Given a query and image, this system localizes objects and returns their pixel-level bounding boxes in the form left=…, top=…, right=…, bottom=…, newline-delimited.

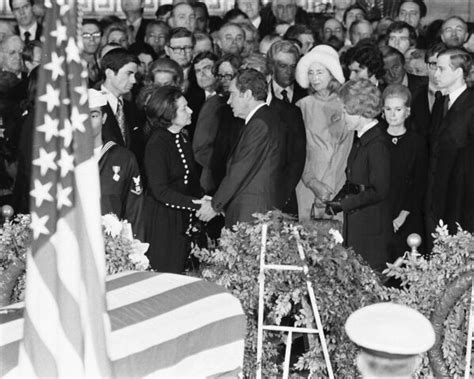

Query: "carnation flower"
left=329, top=228, right=343, bottom=244
left=102, top=214, right=123, bottom=237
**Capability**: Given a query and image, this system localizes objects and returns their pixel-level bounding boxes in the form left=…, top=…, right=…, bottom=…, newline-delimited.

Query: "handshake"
left=192, top=195, right=218, bottom=222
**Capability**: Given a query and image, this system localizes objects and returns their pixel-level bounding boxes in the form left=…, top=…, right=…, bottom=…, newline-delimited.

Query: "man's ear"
left=243, top=88, right=253, bottom=100
left=104, top=67, right=114, bottom=80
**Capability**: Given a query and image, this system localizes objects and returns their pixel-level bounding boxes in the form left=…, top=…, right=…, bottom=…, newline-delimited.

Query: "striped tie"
left=116, top=97, right=127, bottom=145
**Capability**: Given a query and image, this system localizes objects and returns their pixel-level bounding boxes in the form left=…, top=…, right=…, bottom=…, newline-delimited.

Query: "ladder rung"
left=263, top=264, right=304, bottom=271
left=263, top=325, right=320, bottom=333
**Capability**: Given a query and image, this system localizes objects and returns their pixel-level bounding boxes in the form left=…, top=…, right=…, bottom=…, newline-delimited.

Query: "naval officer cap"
left=345, top=302, right=435, bottom=358
left=88, top=88, right=107, bottom=109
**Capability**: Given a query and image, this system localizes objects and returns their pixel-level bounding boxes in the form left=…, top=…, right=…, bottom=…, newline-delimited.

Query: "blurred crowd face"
left=397, top=2, right=421, bottom=29
left=217, top=61, right=235, bottom=92
left=153, top=71, right=175, bottom=86
left=350, top=21, right=372, bottom=45
left=383, top=96, right=410, bottom=127
left=108, top=29, right=128, bottom=48
left=237, top=0, right=260, bottom=20
left=273, top=0, right=297, bottom=24
left=272, top=51, right=297, bottom=88
left=218, top=24, right=244, bottom=55
left=145, top=24, right=167, bottom=55
left=388, top=28, right=411, bottom=54
left=137, top=52, right=153, bottom=79
left=334, top=0, right=355, bottom=10
left=194, top=6, right=208, bottom=32
left=121, top=0, right=143, bottom=13
left=383, top=54, right=405, bottom=84
left=170, top=4, right=196, bottom=33
left=166, top=36, right=194, bottom=68
left=426, top=53, right=440, bottom=90
left=194, top=37, right=213, bottom=56
left=348, top=61, right=370, bottom=81
left=308, top=62, right=332, bottom=93
left=297, top=33, right=314, bottom=55
left=0, top=21, right=14, bottom=44
left=1, top=35, right=23, bottom=75
left=194, top=57, right=216, bottom=91
left=11, top=0, right=35, bottom=28
left=82, top=23, right=101, bottom=55
left=323, top=18, right=344, bottom=42
left=242, top=28, right=258, bottom=57
left=345, top=8, right=365, bottom=29
left=441, top=18, right=468, bottom=48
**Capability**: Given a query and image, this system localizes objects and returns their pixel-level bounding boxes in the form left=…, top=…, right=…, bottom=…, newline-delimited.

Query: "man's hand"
left=192, top=196, right=217, bottom=222
left=325, top=201, right=342, bottom=215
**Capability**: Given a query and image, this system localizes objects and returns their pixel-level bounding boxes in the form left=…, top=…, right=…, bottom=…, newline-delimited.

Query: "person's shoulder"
left=107, top=144, right=137, bottom=164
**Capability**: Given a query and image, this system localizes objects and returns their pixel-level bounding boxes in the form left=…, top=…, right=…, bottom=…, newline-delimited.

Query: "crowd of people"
left=0, top=0, right=473, bottom=276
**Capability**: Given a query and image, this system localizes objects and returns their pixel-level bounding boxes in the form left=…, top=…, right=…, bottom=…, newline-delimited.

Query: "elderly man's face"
left=272, top=51, right=297, bottom=88
left=237, top=0, right=260, bottom=20
left=388, top=29, right=411, bottom=54
left=170, top=4, right=196, bottom=32
left=11, top=0, right=35, bottom=28
left=441, top=18, right=468, bottom=48
left=323, top=19, right=344, bottom=42
left=383, top=54, right=405, bottom=84
left=350, top=22, right=372, bottom=45
left=397, top=2, right=421, bottom=29
left=273, top=0, right=297, bottom=24
left=1, top=36, right=23, bottom=75
left=218, top=25, right=244, bottom=55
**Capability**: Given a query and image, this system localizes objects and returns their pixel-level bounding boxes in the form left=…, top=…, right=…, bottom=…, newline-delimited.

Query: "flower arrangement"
left=0, top=213, right=150, bottom=305
left=191, top=211, right=385, bottom=377
left=383, top=221, right=473, bottom=377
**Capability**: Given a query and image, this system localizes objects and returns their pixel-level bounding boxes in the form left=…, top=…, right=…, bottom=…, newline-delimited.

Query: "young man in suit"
left=89, top=89, right=144, bottom=240
left=121, top=0, right=148, bottom=44
left=10, top=0, right=42, bottom=43
left=194, top=68, right=285, bottom=227
left=426, top=48, right=474, bottom=240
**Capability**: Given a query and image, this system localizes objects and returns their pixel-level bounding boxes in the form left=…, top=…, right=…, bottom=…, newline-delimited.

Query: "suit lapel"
left=437, top=88, right=469, bottom=135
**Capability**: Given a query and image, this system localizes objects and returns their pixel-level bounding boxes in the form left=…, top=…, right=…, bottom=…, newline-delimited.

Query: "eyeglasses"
left=168, top=45, right=193, bottom=54
left=82, top=32, right=101, bottom=40
left=217, top=73, right=235, bottom=81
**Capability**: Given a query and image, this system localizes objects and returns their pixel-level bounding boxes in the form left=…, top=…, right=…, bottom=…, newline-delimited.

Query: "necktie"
left=281, top=89, right=290, bottom=103
left=442, top=95, right=449, bottom=118
left=24, top=31, right=31, bottom=44
left=116, top=98, right=127, bottom=145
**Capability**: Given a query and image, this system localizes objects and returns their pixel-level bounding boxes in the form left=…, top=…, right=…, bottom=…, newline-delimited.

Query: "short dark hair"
left=397, top=0, right=427, bottom=19
left=145, top=85, right=183, bottom=130
left=234, top=68, right=267, bottom=101
left=129, top=42, right=157, bottom=60
left=101, top=48, right=139, bottom=73
left=146, top=20, right=170, bottom=36
left=193, top=51, right=218, bottom=66
left=213, top=53, right=242, bottom=77
left=343, top=5, right=366, bottom=25
left=193, top=2, right=209, bottom=19
left=344, top=40, right=385, bottom=80
left=284, top=24, right=313, bottom=40
left=386, top=21, right=417, bottom=47
left=155, top=4, right=173, bottom=19
left=169, top=27, right=195, bottom=45
left=82, top=19, right=101, bottom=29
left=380, top=45, right=405, bottom=65
left=222, top=8, right=249, bottom=24
left=439, top=48, right=473, bottom=79
left=425, top=42, right=447, bottom=63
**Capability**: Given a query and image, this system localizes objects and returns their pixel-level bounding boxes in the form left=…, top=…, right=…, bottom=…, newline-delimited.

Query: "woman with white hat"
left=294, top=44, right=354, bottom=221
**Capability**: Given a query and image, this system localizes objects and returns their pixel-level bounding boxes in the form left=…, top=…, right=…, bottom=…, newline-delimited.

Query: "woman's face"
left=342, top=107, right=360, bottom=131
left=308, top=62, right=332, bottom=93
left=153, top=71, right=175, bottom=87
left=383, top=96, right=409, bottom=127
left=172, top=96, right=193, bottom=129
left=217, top=61, right=235, bottom=92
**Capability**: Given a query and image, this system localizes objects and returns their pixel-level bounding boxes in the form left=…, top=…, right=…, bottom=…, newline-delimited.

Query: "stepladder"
left=256, top=223, right=334, bottom=379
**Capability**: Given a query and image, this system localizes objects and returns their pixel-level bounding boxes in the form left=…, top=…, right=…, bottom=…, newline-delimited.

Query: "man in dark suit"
left=100, top=48, right=144, bottom=165
left=10, top=0, right=42, bottom=43
left=426, top=49, right=474, bottom=240
left=267, top=40, right=307, bottom=105
left=121, top=0, right=148, bottom=43
left=194, top=69, right=284, bottom=227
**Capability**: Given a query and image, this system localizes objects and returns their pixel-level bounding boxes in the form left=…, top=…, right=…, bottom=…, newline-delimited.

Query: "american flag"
left=18, top=0, right=112, bottom=376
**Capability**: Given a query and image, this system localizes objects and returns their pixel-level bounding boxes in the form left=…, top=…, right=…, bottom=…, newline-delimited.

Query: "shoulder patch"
left=130, top=175, right=142, bottom=195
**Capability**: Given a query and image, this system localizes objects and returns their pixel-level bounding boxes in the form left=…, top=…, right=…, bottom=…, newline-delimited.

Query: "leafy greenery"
left=0, top=214, right=30, bottom=270
left=383, top=221, right=473, bottom=377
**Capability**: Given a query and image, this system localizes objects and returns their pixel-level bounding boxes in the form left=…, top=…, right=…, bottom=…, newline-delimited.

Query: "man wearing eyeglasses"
left=10, top=0, right=42, bottom=43
left=81, top=20, right=101, bottom=87
left=165, top=27, right=195, bottom=89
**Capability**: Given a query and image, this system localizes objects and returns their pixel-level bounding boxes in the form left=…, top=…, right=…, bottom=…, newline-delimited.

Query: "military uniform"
left=98, top=141, right=144, bottom=240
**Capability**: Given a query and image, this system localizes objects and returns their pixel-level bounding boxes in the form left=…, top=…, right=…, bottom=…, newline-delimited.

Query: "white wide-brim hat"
left=295, top=44, right=345, bottom=88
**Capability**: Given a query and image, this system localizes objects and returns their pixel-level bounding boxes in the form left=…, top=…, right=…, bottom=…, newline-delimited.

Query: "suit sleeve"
left=281, top=107, right=306, bottom=200
left=341, top=140, right=391, bottom=212
left=212, top=119, right=269, bottom=212
left=145, top=139, right=199, bottom=211
left=122, top=153, right=145, bottom=241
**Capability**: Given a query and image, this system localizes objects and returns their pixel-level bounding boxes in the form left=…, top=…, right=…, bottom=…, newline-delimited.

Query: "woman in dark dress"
left=143, top=86, right=203, bottom=273
left=382, top=84, right=428, bottom=259
left=325, top=79, right=392, bottom=273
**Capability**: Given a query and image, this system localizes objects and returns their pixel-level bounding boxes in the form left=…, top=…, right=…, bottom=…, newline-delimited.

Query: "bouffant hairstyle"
left=148, top=57, right=184, bottom=86
left=144, top=85, right=183, bottom=131
left=235, top=68, right=268, bottom=101
left=339, top=79, right=382, bottom=118
left=382, top=83, right=412, bottom=106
